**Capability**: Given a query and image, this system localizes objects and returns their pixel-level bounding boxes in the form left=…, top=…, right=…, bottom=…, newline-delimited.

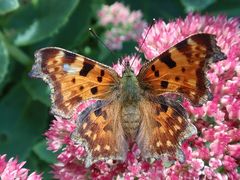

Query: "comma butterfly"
left=29, top=33, right=226, bottom=167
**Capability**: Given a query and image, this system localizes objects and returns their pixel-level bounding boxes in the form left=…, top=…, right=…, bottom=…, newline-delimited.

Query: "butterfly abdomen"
left=121, top=103, right=141, bottom=140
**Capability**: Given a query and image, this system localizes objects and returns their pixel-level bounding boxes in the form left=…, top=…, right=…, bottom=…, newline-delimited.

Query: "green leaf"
left=163, top=161, right=173, bottom=168
left=5, top=0, right=80, bottom=46
left=204, top=115, right=216, bottom=125
left=180, top=0, right=216, bottom=12
left=4, top=39, right=32, bottom=66
left=22, top=77, right=51, bottom=107
left=204, top=0, right=240, bottom=16
left=26, top=152, right=53, bottom=180
left=52, top=0, right=93, bottom=48
left=0, top=34, right=9, bottom=85
left=0, top=0, right=19, bottom=15
left=123, top=0, right=185, bottom=21
left=0, top=83, right=48, bottom=160
left=33, top=140, right=57, bottom=164
left=216, top=165, right=226, bottom=173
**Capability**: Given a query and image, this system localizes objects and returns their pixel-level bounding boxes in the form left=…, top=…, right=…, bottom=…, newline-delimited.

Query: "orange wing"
left=137, top=96, right=197, bottom=161
left=71, top=100, right=127, bottom=167
left=29, top=47, right=120, bottom=118
left=138, top=33, right=226, bottom=105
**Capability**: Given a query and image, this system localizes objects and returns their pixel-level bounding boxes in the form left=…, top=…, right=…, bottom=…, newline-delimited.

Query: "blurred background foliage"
left=0, top=0, right=239, bottom=179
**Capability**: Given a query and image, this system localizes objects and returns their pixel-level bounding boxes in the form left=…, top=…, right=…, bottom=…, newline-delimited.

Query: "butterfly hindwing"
left=137, top=96, right=197, bottom=161
left=71, top=100, right=128, bottom=167
left=29, top=47, right=120, bottom=118
left=138, top=33, right=226, bottom=105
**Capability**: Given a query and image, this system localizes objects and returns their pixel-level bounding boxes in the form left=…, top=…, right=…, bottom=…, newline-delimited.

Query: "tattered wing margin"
left=71, top=132, right=126, bottom=167
left=29, top=47, right=117, bottom=119
left=139, top=33, right=227, bottom=107
left=191, top=34, right=227, bottom=106
left=29, top=47, right=79, bottom=118
left=139, top=122, right=197, bottom=164
left=138, top=96, right=197, bottom=163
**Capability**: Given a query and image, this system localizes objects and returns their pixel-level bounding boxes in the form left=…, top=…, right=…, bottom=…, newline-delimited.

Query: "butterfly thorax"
left=120, top=67, right=141, bottom=103
left=120, top=67, right=142, bottom=140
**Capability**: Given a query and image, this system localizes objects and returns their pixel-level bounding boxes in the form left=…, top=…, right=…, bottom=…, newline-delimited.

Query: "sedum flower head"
left=0, top=154, right=42, bottom=180
left=139, top=13, right=240, bottom=179
left=97, top=2, right=147, bottom=50
left=46, top=13, right=240, bottom=179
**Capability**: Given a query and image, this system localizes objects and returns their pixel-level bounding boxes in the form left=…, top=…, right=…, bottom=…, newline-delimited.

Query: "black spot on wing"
left=94, top=106, right=107, bottom=120
left=151, top=65, right=156, bottom=71
left=161, top=81, right=169, bottom=88
left=175, top=40, right=192, bottom=58
left=100, top=70, right=105, bottom=76
left=72, top=78, right=76, bottom=83
left=91, top=87, right=98, bottom=95
left=159, top=51, right=176, bottom=68
left=160, top=104, right=168, bottom=112
left=79, top=60, right=94, bottom=76
left=97, top=76, right=102, bottom=82
left=94, top=108, right=102, bottom=117
left=181, top=67, right=186, bottom=72
left=64, top=50, right=77, bottom=59
left=62, top=50, right=77, bottom=64
left=154, top=70, right=160, bottom=77
left=79, top=86, right=84, bottom=90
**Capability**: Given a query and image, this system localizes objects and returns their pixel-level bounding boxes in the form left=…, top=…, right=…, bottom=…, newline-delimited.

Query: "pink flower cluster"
left=140, top=13, right=240, bottom=179
left=113, top=55, right=142, bottom=76
left=97, top=2, right=147, bottom=50
left=44, top=13, right=240, bottom=179
left=0, top=154, right=42, bottom=180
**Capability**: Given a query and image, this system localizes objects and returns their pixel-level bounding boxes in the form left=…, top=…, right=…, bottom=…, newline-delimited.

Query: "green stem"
left=0, top=32, right=31, bottom=66
left=6, top=41, right=32, bottom=66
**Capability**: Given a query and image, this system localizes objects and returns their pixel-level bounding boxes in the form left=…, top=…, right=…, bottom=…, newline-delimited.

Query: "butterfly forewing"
left=29, top=47, right=120, bottom=118
left=138, top=33, right=226, bottom=105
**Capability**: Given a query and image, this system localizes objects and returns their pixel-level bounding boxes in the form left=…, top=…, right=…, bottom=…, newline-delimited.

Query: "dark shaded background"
left=0, top=0, right=239, bottom=179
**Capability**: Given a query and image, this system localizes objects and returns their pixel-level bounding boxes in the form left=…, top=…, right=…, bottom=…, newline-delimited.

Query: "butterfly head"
left=122, top=62, right=134, bottom=76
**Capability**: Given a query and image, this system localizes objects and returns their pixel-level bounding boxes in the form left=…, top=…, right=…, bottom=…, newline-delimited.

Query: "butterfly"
left=29, top=33, right=226, bottom=167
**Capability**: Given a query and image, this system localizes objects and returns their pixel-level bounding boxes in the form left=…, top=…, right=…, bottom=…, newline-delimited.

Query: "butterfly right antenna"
left=129, top=18, right=156, bottom=68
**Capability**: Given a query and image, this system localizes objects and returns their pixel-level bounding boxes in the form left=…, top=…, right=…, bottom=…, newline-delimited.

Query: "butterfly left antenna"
left=89, top=28, right=118, bottom=60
